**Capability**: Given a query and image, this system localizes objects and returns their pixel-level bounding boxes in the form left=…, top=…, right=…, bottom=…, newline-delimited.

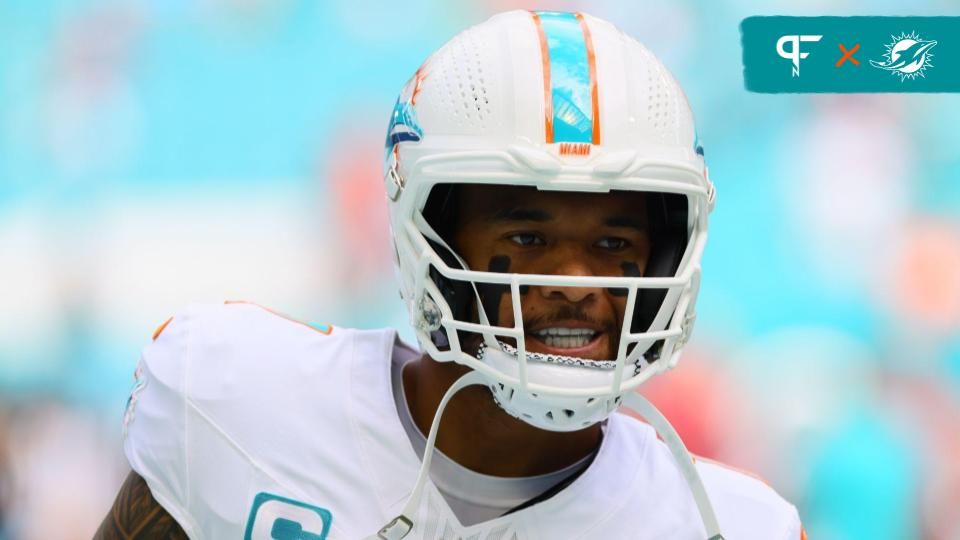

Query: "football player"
left=95, top=10, right=804, bottom=540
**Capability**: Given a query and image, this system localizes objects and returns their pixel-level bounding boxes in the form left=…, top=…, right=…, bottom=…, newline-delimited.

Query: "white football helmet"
left=375, top=10, right=722, bottom=540
left=385, top=9, right=713, bottom=431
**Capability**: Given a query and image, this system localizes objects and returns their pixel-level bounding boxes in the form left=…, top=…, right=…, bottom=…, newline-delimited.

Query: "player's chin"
left=523, top=331, right=613, bottom=361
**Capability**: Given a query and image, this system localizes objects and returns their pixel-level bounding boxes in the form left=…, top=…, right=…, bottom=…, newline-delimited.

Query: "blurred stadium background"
left=0, top=1, right=958, bottom=538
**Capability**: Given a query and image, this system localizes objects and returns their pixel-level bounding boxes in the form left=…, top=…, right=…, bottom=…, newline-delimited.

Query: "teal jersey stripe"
left=537, top=11, right=593, bottom=143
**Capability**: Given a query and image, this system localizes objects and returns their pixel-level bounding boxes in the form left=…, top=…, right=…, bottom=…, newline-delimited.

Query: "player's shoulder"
left=152, top=300, right=338, bottom=346
left=139, top=301, right=338, bottom=383
left=137, top=300, right=395, bottom=417
left=693, top=456, right=803, bottom=540
left=611, top=412, right=804, bottom=540
left=126, top=302, right=398, bottom=538
left=124, top=302, right=395, bottom=538
left=154, top=299, right=389, bottom=363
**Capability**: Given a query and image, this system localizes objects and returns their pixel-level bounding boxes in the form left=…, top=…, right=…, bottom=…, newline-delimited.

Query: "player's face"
left=453, top=185, right=651, bottom=361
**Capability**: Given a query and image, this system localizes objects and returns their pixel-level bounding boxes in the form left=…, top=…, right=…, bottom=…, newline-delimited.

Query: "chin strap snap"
left=373, top=515, right=412, bottom=540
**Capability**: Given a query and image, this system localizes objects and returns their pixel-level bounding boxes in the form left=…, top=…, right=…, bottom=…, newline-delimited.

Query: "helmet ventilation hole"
left=429, top=26, right=490, bottom=129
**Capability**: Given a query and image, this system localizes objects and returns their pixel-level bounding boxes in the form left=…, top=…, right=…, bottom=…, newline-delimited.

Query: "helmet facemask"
left=394, top=177, right=706, bottom=432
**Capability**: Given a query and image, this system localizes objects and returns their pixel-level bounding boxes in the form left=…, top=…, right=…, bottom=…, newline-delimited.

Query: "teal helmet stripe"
left=535, top=11, right=597, bottom=144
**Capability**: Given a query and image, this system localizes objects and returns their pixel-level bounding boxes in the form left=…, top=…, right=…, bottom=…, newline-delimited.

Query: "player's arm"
left=93, top=471, right=188, bottom=540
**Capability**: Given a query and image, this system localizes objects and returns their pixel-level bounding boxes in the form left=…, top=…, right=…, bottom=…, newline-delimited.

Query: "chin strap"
left=365, top=370, right=489, bottom=540
left=366, top=375, right=724, bottom=540
left=622, top=392, right=725, bottom=540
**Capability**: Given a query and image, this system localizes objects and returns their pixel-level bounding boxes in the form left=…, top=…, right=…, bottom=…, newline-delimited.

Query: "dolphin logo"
left=870, top=32, right=937, bottom=81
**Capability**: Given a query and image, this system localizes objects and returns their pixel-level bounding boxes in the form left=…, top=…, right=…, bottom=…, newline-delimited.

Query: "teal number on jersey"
left=244, top=492, right=332, bottom=540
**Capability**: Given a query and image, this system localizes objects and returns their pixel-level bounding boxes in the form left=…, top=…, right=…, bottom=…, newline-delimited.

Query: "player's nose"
left=537, top=249, right=602, bottom=303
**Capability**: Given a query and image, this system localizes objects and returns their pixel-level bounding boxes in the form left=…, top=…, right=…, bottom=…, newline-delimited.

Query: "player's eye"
left=595, top=237, right=630, bottom=251
left=507, top=233, right=544, bottom=247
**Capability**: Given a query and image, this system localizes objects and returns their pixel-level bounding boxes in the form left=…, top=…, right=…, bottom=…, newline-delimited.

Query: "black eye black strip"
left=609, top=261, right=641, bottom=297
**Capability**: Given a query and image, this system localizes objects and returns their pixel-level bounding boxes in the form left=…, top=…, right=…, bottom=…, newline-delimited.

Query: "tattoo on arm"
left=93, top=471, right=188, bottom=540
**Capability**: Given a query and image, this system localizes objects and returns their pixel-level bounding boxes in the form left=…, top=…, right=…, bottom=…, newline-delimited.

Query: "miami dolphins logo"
left=385, top=101, right=422, bottom=150
left=869, top=31, right=937, bottom=81
left=384, top=63, right=429, bottom=166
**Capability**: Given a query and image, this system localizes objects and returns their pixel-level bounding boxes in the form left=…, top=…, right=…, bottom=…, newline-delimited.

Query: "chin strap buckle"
left=386, top=161, right=405, bottom=202
left=376, top=515, right=413, bottom=540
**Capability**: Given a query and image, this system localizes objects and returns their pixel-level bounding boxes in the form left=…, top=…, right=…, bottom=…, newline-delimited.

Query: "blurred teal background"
left=0, top=1, right=958, bottom=539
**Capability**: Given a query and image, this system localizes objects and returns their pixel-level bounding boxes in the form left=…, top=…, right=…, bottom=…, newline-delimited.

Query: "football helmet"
left=385, top=9, right=713, bottom=432
left=376, top=10, right=721, bottom=540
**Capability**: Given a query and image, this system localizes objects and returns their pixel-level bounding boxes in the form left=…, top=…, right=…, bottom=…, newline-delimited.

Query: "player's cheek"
left=497, top=292, right=516, bottom=329
left=495, top=286, right=534, bottom=335
left=607, top=294, right=629, bottom=355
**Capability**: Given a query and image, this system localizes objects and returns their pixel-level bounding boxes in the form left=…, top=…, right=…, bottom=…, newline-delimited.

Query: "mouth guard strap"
left=622, top=392, right=725, bottom=540
left=366, top=370, right=489, bottom=540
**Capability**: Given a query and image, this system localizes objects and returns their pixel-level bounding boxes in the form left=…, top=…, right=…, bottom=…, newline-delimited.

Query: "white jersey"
left=124, top=302, right=805, bottom=540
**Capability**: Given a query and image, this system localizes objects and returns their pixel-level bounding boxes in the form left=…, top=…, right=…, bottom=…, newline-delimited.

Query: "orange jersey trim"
left=152, top=317, right=173, bottom=341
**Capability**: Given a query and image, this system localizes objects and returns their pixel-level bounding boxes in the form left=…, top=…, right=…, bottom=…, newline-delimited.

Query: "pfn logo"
left=777, top=34, right=823, bottom=76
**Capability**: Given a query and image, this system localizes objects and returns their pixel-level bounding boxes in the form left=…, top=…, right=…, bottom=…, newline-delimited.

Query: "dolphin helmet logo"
left=870, top=31, right=937, bottom=81
left=384, top=63, right=429, bottom=171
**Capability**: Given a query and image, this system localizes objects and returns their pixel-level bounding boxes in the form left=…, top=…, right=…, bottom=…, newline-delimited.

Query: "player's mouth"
left=526, top=322, right=609, bottom=360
